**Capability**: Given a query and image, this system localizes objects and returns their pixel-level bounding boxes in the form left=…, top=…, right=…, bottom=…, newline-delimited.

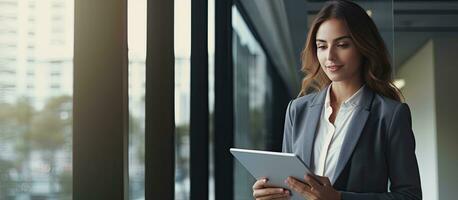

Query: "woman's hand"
left=252, top=178, right=291, bottom=200
left=285, top=174, right=341, bottom=200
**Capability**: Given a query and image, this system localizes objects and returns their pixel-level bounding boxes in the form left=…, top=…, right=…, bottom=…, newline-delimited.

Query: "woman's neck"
left=330, top=79, right=364, bottom=105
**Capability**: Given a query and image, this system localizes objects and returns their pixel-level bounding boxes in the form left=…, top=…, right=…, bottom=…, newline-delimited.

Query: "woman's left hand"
left=285, top=174, right=341, bottom=200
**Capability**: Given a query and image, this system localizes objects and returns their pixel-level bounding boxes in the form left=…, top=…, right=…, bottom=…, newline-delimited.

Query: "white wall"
left=397, top=40, right=438, bottom=200
left=433, top=38, right=458, bottom=200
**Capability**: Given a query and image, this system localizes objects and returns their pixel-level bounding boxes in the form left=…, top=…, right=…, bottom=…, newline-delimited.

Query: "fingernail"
left=263, top=178, right=267, bottom=183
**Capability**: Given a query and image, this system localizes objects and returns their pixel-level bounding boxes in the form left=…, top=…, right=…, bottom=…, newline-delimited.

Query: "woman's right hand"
left=252, top=178, right=290, bottom=200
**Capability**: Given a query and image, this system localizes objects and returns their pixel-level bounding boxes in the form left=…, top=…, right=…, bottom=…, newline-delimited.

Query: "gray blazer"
left=282, top=85, right=422, bottom=200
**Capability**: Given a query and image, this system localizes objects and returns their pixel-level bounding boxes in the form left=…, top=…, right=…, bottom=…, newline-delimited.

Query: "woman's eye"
left=337, top=43, right=349, bottom=48
left=317, top=46, right=326, bottom=49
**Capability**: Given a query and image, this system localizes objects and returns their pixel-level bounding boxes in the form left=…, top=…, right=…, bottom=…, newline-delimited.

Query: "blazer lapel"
left=302, top=85, right=328, bottom=168
left=331, top=86, right=374, bottom=184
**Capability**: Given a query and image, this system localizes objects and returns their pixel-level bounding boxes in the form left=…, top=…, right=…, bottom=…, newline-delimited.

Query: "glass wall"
left=126, top=0, right=194, bottom=199
left=174, top=0, right=191, bottom=199
left=208, top=0, right=215, bottom=199
left=0, top=0, right=73, bottom=199
left=232, top=6, right=273, bottom=200
left=128, top=0, right=193, bottom=199
left=128, top=0, right=146, bottom=199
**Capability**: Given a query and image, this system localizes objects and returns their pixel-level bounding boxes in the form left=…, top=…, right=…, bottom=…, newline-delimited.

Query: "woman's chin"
left=327, top=76, right=344, bottom=82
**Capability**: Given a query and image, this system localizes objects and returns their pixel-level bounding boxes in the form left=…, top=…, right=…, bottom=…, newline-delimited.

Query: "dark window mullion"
left=214, top=0, right=234, bottom=200
left=190, top=0, right=210, bottom=199
left=145, top=0, right=175, bottom=199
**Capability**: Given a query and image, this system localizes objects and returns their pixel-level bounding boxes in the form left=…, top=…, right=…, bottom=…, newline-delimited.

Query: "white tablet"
left=230, top=148, right=313, bottom=200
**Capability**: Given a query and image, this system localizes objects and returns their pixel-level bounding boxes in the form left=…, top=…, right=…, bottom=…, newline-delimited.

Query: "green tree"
left=29, top=96, right=72, bottom=195
left=0, top=158, right=15, bottom=199
left=58, top=170, right=72, bottom=200
left=13, top=98, right=35, bottom=174
left=0, top=98, right=35, bottom=196
left=128, top=113, right=145, bottom=199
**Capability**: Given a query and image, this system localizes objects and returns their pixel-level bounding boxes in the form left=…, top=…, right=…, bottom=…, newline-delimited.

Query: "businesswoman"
left=252, top=0, right=422, bottom=200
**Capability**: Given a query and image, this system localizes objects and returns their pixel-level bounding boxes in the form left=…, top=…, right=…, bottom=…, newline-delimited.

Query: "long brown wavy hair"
left=299, top=0, right=403, bottom=102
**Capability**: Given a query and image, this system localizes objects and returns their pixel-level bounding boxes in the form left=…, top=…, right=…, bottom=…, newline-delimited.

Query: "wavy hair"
left=298, top=0, right=403, bottom=102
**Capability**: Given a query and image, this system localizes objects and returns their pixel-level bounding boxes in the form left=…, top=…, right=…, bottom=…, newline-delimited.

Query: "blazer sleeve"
left=340, top=103, right=422, bottom=200
left=282, top=100, right=294, bottom=153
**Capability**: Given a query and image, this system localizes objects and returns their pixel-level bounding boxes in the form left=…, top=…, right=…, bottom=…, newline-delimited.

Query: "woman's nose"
left=326, top=46, right=337, bottom=61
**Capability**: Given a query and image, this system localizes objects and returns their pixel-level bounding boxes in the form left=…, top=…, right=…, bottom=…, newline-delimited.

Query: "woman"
left=252, top=0, right=422, bottom=200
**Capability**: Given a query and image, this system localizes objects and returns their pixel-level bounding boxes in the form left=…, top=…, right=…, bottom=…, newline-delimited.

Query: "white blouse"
left=312, top=84, right=365, bottom=184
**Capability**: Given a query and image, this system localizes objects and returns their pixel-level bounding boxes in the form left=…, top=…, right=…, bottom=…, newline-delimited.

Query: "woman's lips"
left=326, top=65, right=343, bottom=72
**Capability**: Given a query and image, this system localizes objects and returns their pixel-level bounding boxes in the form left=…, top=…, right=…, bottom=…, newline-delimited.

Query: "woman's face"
left=315, top=18, right=363, bottom=84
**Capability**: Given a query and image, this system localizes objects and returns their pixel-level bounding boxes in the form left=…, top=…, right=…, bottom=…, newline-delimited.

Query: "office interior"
left=0, top=0, right=457, bottom=199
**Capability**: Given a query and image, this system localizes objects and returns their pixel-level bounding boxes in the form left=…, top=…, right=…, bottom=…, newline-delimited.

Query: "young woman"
left=252, top=0, right=422, bottom=200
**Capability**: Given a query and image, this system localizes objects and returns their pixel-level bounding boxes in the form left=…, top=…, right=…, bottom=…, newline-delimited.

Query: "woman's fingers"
left=285, top=177, right=309, bottom=195
left=284, top=176, right=335, bottom=200
left=253, top=178, right=268, bottom=190
left=314, top=175, right=332, bottom=186
left=285, top=176, right=317, bottom=200
left=252, top=178, right=290, bottom=199
left=304, top=174, right=321, bottom=189
left=256, top=192, right=290, bottom=200
left=253, top=187, right=287, bottom=198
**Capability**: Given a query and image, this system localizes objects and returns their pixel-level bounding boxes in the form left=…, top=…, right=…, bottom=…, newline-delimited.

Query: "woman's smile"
left=326, top=64, right=344, bottom=72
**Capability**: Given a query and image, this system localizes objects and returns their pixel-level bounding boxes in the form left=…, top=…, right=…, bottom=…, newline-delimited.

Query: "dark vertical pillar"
left=214, top=0, right=234, bottom=200
left=190, top=0, right=209, bottom=199
left=73, top=0, right=128, bottom=199
left=145, top=0, right=175, bottom=199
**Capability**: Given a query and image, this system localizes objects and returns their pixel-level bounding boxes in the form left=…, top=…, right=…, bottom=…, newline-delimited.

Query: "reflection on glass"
left=128, top=0, right=146, bottom=199
left=175, top=0, right=191, bottom=199
left=0, top=0, right=73, bottom=199
left=232, top=6, right=272, bottom=200
left=208, top=0, right=215, bottom=199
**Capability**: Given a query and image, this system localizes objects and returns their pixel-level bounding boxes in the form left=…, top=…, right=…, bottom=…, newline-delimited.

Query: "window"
left=128, top=0, right=146, bottom=199
left=127, top=1, right=192, bottom=199
left=0, top=0, right=73, bottom=199
left=174, top=0, right=191, bottom=199
left=208, top=0, right=215, bottom=198
left=232, top=6, right=275, bottom=199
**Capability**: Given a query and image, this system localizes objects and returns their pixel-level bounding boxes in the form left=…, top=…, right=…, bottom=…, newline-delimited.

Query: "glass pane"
left=0, top=0, right=74, bottom=199
left=128, top=0, right=146, bottom=199
left=208, top=0, right=215, bottom=199
left=232, top=6, right=272, bottom=200
left=174, top=0, right=191, bottom=199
